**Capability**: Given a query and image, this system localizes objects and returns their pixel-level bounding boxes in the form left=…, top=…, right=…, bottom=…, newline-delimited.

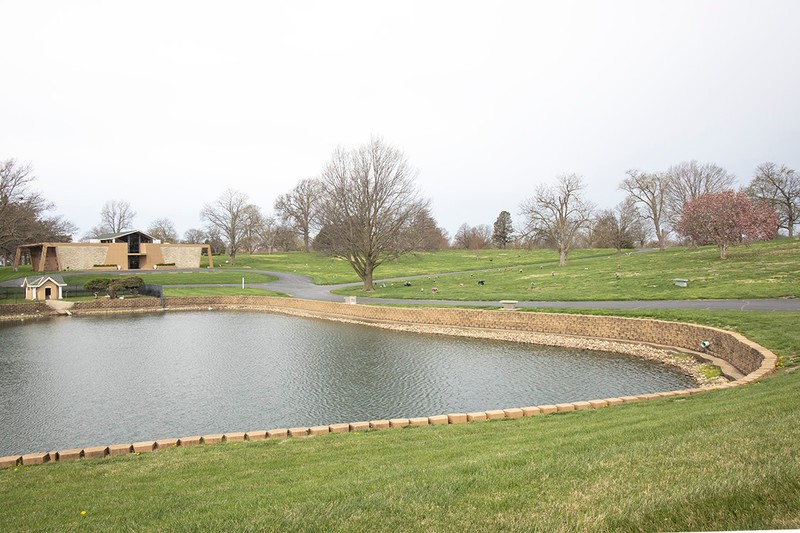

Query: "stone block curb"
left=267, top=429, right=288, bottom=439
left=55, top=449, right=82, bottom=461
left=108, top=444, right=132, bottom=456
left=389, top=418, right=410, bottom=428
left=308, top=426, right=330, bottom=436
left=288, top=427, right=309, bottom=438
left=329, top=423, right=350, bottom=433
left=201, top=434, right=224, bottom=445
left=224, top=433, right=246, bottom=442
left=178, top=436, right=202, bottom=447
left=245, top=431, right=268, bottom=441
left=83, top=446, right=109, bottom=459
left=485, top=410, right=505, bottom=420
left=155, top=438, right=179, bottom=450
left=0, top=456, right=21, bottom=468
left=428, top=415, right=449, bottom=425
left=447, top=413, right=468, bottom=424
left=467, top=412, right=487, bottom=421
left=370, top=420, right=390, bottom=429
left=21, top=453, right=50, bottom=465
left=349, top=422, right=370, bottom=431
left=132, top=441, right=156, bottom=453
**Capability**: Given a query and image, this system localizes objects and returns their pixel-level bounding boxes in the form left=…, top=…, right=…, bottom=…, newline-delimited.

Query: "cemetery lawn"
left=331, top=240, right=800, bottom=300
left=1, top=310, right=798, bottom=532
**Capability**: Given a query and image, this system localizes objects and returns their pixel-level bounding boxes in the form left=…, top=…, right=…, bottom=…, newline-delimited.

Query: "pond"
left=0, top=311, right=695, bottom=456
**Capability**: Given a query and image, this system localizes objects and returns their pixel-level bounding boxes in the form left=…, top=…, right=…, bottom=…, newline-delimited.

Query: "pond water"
left=0, top=311, right=695, bottom=456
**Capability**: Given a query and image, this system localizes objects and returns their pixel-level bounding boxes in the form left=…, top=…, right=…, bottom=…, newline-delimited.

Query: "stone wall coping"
left=0, top=295, right=779, bottom=468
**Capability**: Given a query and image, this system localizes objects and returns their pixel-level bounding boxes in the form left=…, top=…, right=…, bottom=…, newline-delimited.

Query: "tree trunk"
left=718, top=243, right=728, bottom=259
left=362, top=269, right=374, bottom=291
left=559, top=248, right=567, bottom=266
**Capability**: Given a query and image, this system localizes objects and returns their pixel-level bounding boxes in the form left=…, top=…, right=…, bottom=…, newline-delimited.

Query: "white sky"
left=2, top=1, right=798, bottom=240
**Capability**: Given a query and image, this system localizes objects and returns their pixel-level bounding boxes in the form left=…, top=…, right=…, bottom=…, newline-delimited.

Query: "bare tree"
left=147, top=217, right=178, bottom=243
left=665, top=161, right=736, bottom=224
left=100, top=200, right=136, bottom=234
left=592, top=198, right=644, bottom=253
left=520, top=174, right=594, bottom=266
left=317, top=137, right=429, bottom=291
left=389, top=206, right=447, bottom=258
left=452, top=223, right=492, bottom=250
left=620, top=169, right=670, bottom=250
left=274, top=178, right=322, bottom=252
left=200, top=189, right=251, bottom=265
left=746, top=162, right=799, bottom=238
left=241, top=204, right=274, bottom=254
left=182, top=228, right=207, bottom=244
left=1, top=159, right=75, bottom=262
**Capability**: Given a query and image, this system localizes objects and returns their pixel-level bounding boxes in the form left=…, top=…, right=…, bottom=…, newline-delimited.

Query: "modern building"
left=20, top=275, right=67, bottom=300
left=14, top=230, right=214, bottom=272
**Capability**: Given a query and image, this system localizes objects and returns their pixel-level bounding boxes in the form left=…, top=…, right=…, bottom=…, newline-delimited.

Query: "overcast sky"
left=2, top=1, right=798, bottom=240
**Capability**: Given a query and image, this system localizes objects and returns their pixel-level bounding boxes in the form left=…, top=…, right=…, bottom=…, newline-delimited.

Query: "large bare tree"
left=200, top=189, right=251, bottom=265
left=100, top=200, right=136, bottom=234
left=520, top=174, right=594, bottom=266
left=316, top=137, right=429, bottom=291
left=1, top=159, right=75, bottom=262
left=620, top=169, right=670, bottom=250
left=746, top=162, right=799, bottom=238
left=274, top=178, right=322, bottom=252
left=147, top=217, right=178, bottom=243
left=665, top=160, right=736, bottom=224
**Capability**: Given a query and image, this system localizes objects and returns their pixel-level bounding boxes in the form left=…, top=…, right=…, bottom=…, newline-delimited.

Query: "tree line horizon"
left=2, top=139, right=797, bottom=289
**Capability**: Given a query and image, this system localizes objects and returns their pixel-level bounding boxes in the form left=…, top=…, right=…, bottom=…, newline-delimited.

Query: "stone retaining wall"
left=0, top=295, right=778, bottom=469
left=164, top=296, right=771, bottom=375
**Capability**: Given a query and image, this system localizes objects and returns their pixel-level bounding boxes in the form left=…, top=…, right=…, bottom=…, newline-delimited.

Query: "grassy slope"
left=333, top=240, right=800, bottom=300
left=1, top=311, right=798, bottom=531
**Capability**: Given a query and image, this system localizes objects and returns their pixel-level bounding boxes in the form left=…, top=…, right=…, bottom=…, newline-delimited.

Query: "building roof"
left=87, top=229, right=159, bottom=243
left=21, top=275, right=67, bottom=288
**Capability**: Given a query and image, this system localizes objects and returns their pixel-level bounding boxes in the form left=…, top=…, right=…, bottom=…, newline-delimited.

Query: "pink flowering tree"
left=675, top=190, right=778, bottom=259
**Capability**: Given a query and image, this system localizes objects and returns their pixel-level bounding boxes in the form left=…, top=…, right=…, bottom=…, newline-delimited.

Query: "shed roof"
left=21, top=275, right=67, bottom=288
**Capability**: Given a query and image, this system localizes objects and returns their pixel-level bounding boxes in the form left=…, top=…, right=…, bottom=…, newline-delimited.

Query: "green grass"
left=162, top=287, right=287, bottom=297
left=59, top=271, right=277, bottom=287
left=333, top=240, right=800, bottom=300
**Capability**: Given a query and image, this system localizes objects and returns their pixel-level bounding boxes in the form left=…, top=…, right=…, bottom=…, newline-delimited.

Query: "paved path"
left=5, top=269, right=799, bottom=312
left=249, top=271, right=800, bottom=312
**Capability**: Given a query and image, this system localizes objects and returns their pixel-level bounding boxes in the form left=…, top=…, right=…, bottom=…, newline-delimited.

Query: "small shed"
left=21, top=275, right=67, bottom=301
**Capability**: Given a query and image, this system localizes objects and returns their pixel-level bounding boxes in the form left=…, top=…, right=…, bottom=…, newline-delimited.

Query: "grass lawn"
left=59, top=271, right=277, bottom=287
left=333, top=240, right=800, bottom=300
left=162, top=287, right=287, bottom=297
